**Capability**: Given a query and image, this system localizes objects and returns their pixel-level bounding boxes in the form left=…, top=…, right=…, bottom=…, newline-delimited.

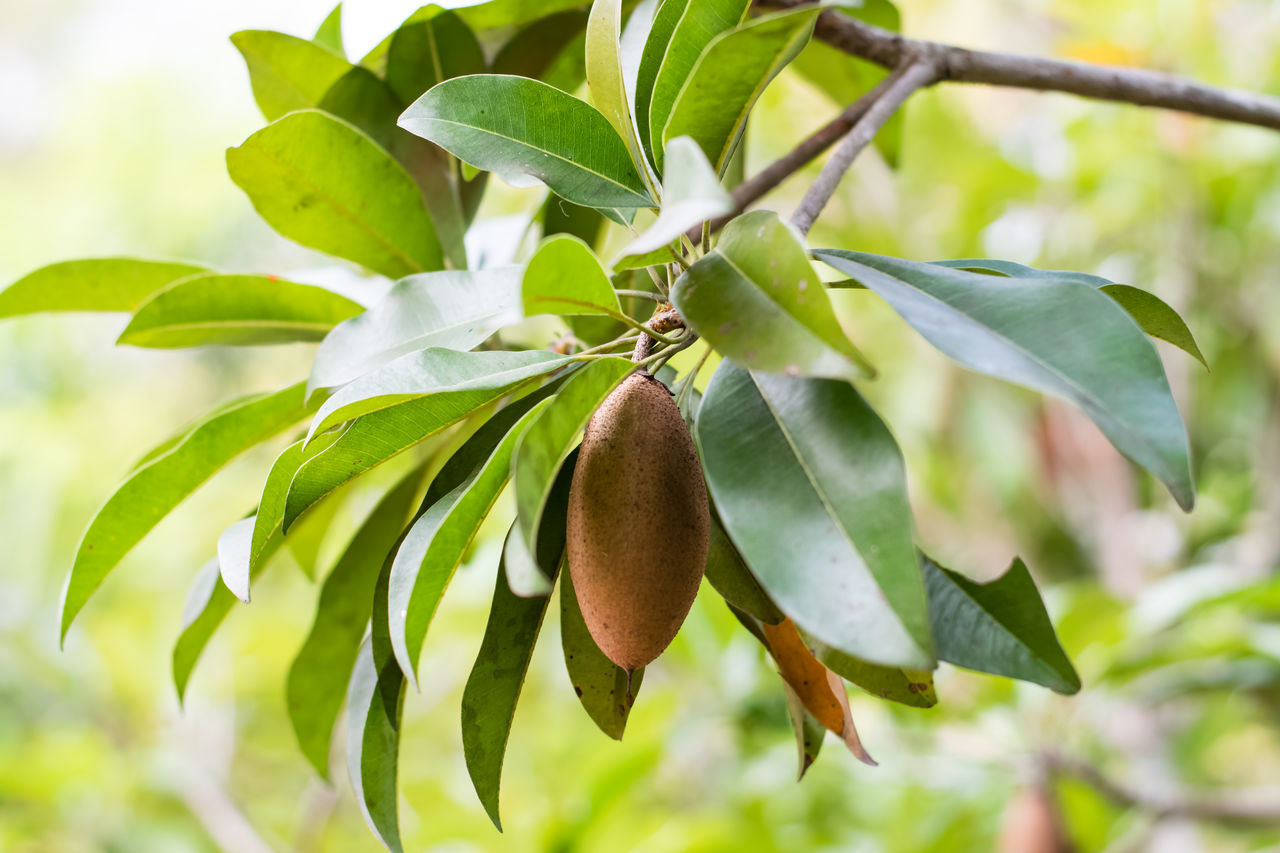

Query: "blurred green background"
left=3, top=1, right=1280, bottom=851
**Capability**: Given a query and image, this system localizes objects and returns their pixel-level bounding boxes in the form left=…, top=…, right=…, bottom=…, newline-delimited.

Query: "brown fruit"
left=566, top=371, right=710, bottom=671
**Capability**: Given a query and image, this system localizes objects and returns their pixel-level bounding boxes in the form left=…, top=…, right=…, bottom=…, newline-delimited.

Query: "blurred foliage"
left=2, top=0, right=1280, bottom=851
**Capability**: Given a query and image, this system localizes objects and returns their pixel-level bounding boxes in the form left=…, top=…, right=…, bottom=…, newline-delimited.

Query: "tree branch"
left=791, top=59, right=937, bottom=236
left=756, top=0, right=1280, bottom=131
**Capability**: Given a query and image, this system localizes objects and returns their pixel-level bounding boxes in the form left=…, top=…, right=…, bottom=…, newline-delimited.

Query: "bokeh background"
left=3, top=1, right=1280, bottom=851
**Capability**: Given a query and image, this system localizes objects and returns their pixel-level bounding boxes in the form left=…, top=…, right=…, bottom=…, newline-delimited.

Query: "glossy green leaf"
left=587, top=0, right=654, bottom=192
left=309, top=267, right=522, bottom=392
left=250, top=438, right=332, bottom=575
left=783, top=682, right=825, bottom=781
left=461, top=533, right=558, bottom=831
left=386, top=10, right=485, bottom=105
left=388, top=400, right=549, bottom=686
left=457, top=0, right=589, bottom=30
left=288, top=467, right=425, bottom=778
left=523, top=234, right=622, bottom=318
left=704, top=509, right=784, bottom=625
left=634, top=0, right=686, bottom=165
left=227, top=110, right=444, bottom=279
left=399, top=75, right=653, bottom=211
left=313, top=4, right=345, bottom=56
left=317, top=66, right=404, bottom=148
left=561, top=564, right=643, bottom=739
left=61, top=383, right=310, bottom=641
left=492, top=10, right=591, bottom=83
left=310, top=348, right=573, bottom=438
left=672, top=210, right=874, bottom=380
left=0, top=258, right=207, bottom=318
left=924, top=555, right=1081, bottom=694
left=696, top=362, right=934, bottom=670
left=118, top=273, right=363, bottom=348
left=172, top=560, right=232, bottom=698
left=933, top=258, right=1207, bottom=368
left=815, top=249, right=1196, bottom=510
left=663, top=6, right=818, bottom=174
left=505, top=446, right=577, bottom=598
left=513, top=357, right=634, bottom=561
left=801, top=632, right=937, bottom=708
left=346, top=637, right=405, bottom=853
left=231, top=30, right=352, bottom=122
left=646, top=0, right=749, bottom=172
left=620, top=136, right=731, bottom=258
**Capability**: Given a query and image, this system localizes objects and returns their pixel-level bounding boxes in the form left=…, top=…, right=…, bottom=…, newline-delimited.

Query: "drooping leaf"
left=704, top=509, right=784, bottom=625
left=288, top=466, right=426, bottom=778
left=388, top=401, right=550, bottom=686
left=313, top=4, right=345, bottom=56
left=523, top=234, right=622, bottom=318
left=646, top=0, right=750, bottom=171
left=513, top=356, right=634, bottom=562
left=924, top=555, right=1081, bottom=694
left=250, top=436, right=336, bottom=576
left=815, top=249, right=1196, bottom=510
left=309, top=348, right=574, bottom=438
left=231, top=30, right=352, bottom=121
left=802, top=632, right=937, bottom=709
left=672, top=210, right=874, bottom=381
left=461, top=536, right=558, bottom=831
left=308, top=266, right=522, bottom=392
left=783, top=682, right=825, bottom=780
left=346, top=638, right=405, bottom=853
left=932, top=258, right=1207, bottom=368
left=118, top=273, right=363, bottom=348
left=663, top=6, right=819, bottom=174
left=561, top=564, right=643, bottom=739
left=386, top=10, right=486, bottom=104
left=696, top=362, right=934, bottom=670
left=216, top=516, right=256, bottom=603
left=173, top=560, right=232, bottom=699
left=618, top=137, right=731, bottom=258
left=227, top=110, right=444, bottom=279
left=0, top=258, right=207, bottom=318
left=586, top=0, right=654, bottom=191
left=61, top=383, right=310, bottom=640
left=505, top=446, right=577, bottom=598
left=399, top=75, right=653, bottom=211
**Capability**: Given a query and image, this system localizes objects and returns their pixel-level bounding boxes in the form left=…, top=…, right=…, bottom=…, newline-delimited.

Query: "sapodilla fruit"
left=567, top=371, right=710, bottom=671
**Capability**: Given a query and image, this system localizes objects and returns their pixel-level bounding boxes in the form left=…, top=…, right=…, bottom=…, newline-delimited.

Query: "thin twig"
left=791, top=59, right=938, bottom=236
left=756, top=0, right=1280, bottom=131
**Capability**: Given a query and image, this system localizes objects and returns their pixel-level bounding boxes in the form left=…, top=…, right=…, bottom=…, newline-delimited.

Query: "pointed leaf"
left=461, top=537, right=558, bottom=831
left=0, top=258, right=207, bottom=318
left=619, top=137, right=731, bottom=258
left=663, top=6, right=818, bottom=174
left=586, top=0, right=654, bottom=190
left=231, top=30, right=352, bottom=121
left=399, top=75, right=653, bottom=210
left=696, top=362, right=934, bottom=669
left=505, top=446, right=577, bottom=598
left=347, top=638, right=406, bottom=853
left=783, top=682, right=825, bottom=780
left=386, top=10, right=485, bottom=105
left=313, top=4, right=345, bottom=56
left=561, top=565, right=643, bottom=739
left=118, top=273, right=363, bottom=348
left=672, top=210, right=873, bottom=381
left=634, top=0, right=688, bottom=165
left=924, top=555, right=1081, bottom=694
left=61, top=383, right=310, bottom=640
left=227, top=110, right=444, bottom=279
left=309, top=267, right=523, bottom=392
left=815, top=249, right=1195, bottom=510
left=523, top=234, right=622, bottom=318
left=217, top=516, right=256, bottom=603
left=801, top=632, right=937, bottom=709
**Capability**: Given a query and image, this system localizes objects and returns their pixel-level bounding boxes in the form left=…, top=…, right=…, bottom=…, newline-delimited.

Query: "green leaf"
left=646, top=0, right=750, bottom=172
left=399, top=75, right=653, bottom=211
left=619, top=136, right=731, bottom=259
left=505, top=446, right=577, bottom=598
left=457, top=0, right=590, bottom=30
left=924, top=555, right=1081, bottom=694
left=492, top=10, right=591, bottom=83
left=696, top=362, right=934, bottom=670
left=308, top=267, right=522, bottom=393
left=815, top=249, right=1196, bottom=510
left=309, top=348, right=574, bottom=438
left=513, top=357, right=634, bottom=562
left=317, top=66, right=404, bottom=148
left=313, top=4, right=345, bottom=56
left=663, top=5, right=818, bottom=174
left=288, top=467, right=425, bottom=778
left=461, top=533, right=558, bottom=831
left=117, top=273, right=364, bottom=348
left=250, top=438, right=332, bottom=575
left=388, top=400, right=550, bottom=685
left=172, top=560, right=232, bottom=697
left=704, top=509, right=784, bottom=625
left=61, top=383, right=310, bottom=641
left=346, top=636, right=405, bottom=853
left=216, top=516, right=257, bottom=603
left=783, top=682, right=825, bottom=781
left=0, top=258, right=208, bottom=318
left=386, top=10, right=486, bottom=105
left=523, top=235, right=623, bottom=318
left=231, top=30, right=352, bottom=121
left=227, top=110, right=444, bottom=279
left=672, top=210, right=874, bottom=380
left=561, top=564, right=643, bottom=739
left=933, top=258, right=1207, bottom=369
left=634, top=0, right=686, bottom=166
left=586, top=0, right=655, bottom=191
left=801, top=632, right=937, bottom=709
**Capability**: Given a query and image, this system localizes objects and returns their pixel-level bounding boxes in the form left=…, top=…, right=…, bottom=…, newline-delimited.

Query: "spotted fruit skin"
left=566, top=372, right=710, bottom=670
